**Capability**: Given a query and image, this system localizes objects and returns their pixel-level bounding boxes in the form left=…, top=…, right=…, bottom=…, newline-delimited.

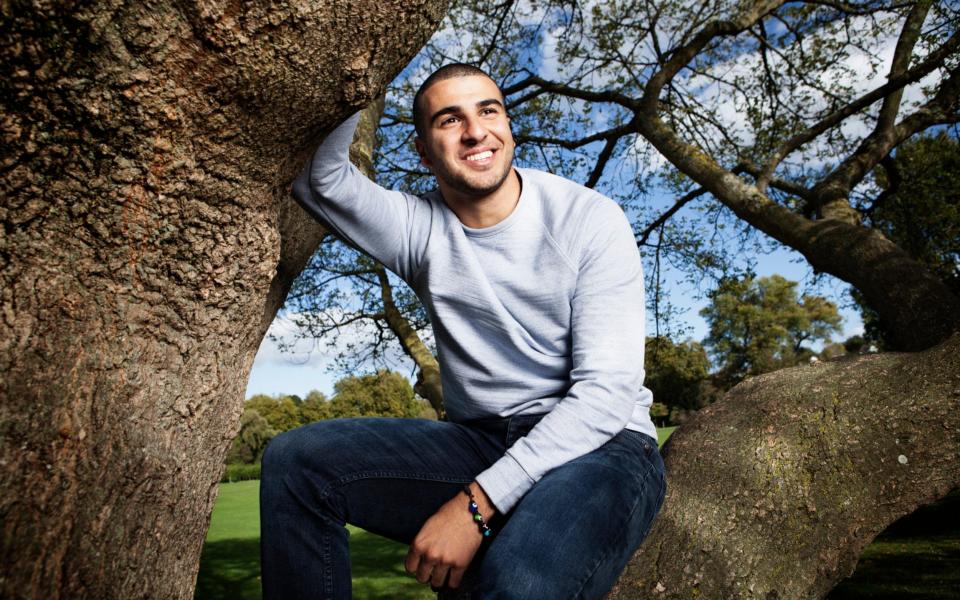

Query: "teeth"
left=466, top=151, right=493, bottom=161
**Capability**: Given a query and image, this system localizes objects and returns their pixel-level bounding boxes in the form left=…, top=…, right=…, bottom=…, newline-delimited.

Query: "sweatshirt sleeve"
left=291, top=112, right=431, bottom=281
left=474, top=198, right=647, bottom=513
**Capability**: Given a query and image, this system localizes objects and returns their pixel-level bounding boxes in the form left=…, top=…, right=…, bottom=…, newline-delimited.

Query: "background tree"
left=327, top=369, right=424, bottom=419
left=644, top=336, right=711, bottom=421
left=0, top=1, right=446, bottom=597
left=298, top=389, right=332, bottom=425
left=245, top=394, right=303, bottom=433
left=225, top=409, right=277, bottom=465
left=701, top=275, right=843, bottom=387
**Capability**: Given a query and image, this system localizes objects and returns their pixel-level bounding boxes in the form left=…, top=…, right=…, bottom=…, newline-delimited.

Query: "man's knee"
left=260, top=421, right=346, bottom=494
left=262, top=424, right=309, bottom=476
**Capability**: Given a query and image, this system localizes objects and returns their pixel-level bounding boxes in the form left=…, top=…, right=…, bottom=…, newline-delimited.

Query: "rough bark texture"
left=609, top=333, right=960, bottom=599
left=0, top=1, right=446, bottom=598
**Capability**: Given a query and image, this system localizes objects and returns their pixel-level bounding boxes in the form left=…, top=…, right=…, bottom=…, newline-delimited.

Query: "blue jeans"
left=260, top=415, right=666, bottom=599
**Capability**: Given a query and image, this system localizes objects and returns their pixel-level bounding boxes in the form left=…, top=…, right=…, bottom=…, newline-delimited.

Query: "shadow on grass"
left=194, top=530, right=433, bottom=600
left=828, top=488, right=960, bottom=600
left=194, top=538, right=261, bottom=600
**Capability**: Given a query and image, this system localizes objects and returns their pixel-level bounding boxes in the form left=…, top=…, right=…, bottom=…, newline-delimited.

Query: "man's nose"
left=461, top=117, right=487, bottom=144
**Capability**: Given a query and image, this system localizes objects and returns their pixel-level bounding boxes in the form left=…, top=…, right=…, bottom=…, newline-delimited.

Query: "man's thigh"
left=261, top=417, right=503, bottom=544
left=470, top=430, right=666, bottom=599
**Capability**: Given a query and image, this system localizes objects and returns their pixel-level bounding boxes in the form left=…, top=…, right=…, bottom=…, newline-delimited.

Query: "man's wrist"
left=468, top=481, right=497, bottom=519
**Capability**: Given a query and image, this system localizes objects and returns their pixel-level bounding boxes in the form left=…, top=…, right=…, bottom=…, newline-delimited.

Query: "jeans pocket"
left=619, top=428, right=657, bottom=456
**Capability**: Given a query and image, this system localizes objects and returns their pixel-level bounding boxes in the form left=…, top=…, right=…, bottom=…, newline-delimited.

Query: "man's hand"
left=405, top=482, right=497, bottom=589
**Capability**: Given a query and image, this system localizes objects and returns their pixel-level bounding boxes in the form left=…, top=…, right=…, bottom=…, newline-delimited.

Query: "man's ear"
left=415, top=137, right=431, bottom=167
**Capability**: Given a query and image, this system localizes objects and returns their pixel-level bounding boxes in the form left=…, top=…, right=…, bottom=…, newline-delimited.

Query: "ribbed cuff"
left=474, top=452, right=537, bottom=514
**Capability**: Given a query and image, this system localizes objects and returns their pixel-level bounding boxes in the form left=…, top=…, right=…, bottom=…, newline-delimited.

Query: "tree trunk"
left=609, top=333, right=960, bottom=599
left=0, top=1, right=446, bottom=598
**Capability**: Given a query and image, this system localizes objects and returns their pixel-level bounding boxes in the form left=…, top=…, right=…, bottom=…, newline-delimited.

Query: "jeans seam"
left=322, top=524, right=334, bottom=596
left=571, top=461, right=664, bottom=599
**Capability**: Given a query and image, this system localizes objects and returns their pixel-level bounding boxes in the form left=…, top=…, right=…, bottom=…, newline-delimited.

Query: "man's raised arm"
left=291, top=112, right=431, bottom=282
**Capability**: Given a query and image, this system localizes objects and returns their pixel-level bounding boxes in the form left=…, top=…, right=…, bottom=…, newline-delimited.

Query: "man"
left=260, top=63, right=666, bottom=599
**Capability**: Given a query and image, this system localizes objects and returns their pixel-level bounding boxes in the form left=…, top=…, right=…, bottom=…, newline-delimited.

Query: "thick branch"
left=636, top=103, right=960, bottom=350
left=374, top=265, right=444, bottom=417
left=875, top=0, right=932, bottom=135
left=613, top=333, right=960, bottom=598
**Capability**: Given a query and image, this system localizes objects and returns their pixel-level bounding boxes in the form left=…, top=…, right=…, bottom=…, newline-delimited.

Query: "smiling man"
left=260, top=64, right=666, bottom=599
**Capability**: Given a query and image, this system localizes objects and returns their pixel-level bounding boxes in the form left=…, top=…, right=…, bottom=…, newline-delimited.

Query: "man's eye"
left=440, top=116, right=460, bottom=126
left=481, top=108, right=499, bottom=116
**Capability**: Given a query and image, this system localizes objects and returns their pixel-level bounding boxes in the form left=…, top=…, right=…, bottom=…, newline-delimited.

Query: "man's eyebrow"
left=477, top=98, right=504, bottom=109
left=429, top=98, right=505, bottom=125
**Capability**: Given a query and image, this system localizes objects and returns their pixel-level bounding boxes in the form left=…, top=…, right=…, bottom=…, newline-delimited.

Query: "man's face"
left=414, top=75, right=515, bottom=199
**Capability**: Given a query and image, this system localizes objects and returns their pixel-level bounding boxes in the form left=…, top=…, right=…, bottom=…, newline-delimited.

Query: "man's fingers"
left=404, top=547, right=420, bottom=575
left=430, top=563, right=450, bottom=588
left=416, top=559, right=435, bottom=584
left=448, top=566, right=466, bottom=589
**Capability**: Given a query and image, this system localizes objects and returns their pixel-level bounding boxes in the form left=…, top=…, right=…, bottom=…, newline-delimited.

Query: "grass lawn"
left=195, top=426, right=958, bottom=599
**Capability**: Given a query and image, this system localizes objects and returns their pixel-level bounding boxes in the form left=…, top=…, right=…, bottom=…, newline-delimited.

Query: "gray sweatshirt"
left=292, top=113, right=656, bottom=513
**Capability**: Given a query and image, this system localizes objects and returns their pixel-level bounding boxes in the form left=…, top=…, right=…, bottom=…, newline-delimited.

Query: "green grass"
left=656, top=425, right=676, bottom=446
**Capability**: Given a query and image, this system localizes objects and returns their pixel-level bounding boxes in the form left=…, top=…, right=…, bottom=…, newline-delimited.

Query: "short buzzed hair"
left=412, top=63, right=504, bottom=137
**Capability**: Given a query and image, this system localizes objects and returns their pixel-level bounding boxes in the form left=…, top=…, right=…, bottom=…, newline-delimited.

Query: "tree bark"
left=0, top=1, right=446, bottom=598
left=609, top=333, right=960, bottom=599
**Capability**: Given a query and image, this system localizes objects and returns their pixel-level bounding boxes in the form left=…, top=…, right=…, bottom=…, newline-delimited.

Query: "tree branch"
left=756, top=27, right=960, bottom=192
left=637, top=186, right=710, bottom=246
left=874, top=0, right=931, bottom=137
left=505, top=75, right=643, bottom=111
left=585, top=137, right=617, bottom=189
left=476, top=0, right=515, bottom=68
left=374, top=265, right=444, bottom=416
left=516, top=122, right=633, bottom=150
left=641, top=0, right=788, bottom=114
left=810, top=60, right=960, bottom=214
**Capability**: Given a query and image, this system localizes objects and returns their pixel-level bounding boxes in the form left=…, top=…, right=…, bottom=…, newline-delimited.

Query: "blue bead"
left=483, top=528, right=491, bottom=537
left=469, top=502, right=478, bottom=513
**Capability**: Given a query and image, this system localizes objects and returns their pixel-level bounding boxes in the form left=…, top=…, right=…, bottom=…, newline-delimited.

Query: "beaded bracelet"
left=462, top=484, right=493, bottom=538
